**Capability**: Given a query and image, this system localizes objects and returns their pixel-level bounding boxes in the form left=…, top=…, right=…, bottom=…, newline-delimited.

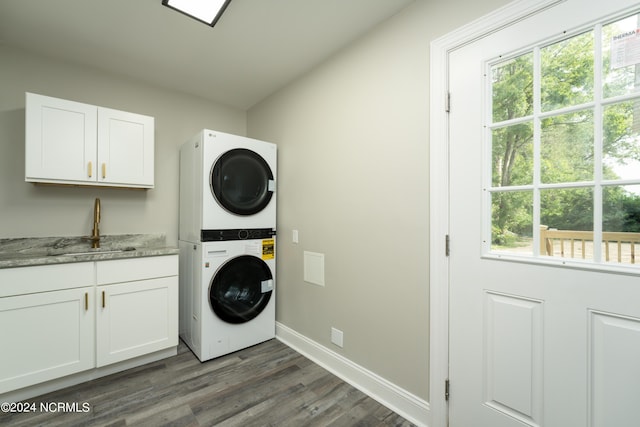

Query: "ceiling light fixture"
left=162, top=0, right=232, bottom=27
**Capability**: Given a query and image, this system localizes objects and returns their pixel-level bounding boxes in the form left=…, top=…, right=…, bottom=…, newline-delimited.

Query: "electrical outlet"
left=292, top=229, right=299, bottom=244
left=331, top=327, right=344, bottom=348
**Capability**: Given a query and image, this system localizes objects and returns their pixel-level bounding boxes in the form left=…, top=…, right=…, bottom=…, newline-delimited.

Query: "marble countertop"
left=0, top=234, right=178, bottom=269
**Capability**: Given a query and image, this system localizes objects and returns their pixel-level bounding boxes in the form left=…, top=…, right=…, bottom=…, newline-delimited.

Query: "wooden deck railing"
left=540, top=226, right=640, bottom=264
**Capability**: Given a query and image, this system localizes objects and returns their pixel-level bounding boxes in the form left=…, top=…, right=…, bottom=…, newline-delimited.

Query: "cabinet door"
left=25, top=93, right=97, bottom=183
left=0, top=287, right=95, bottom=394
left=96, top=277, right=177, bottom=367
left=97, top=107, right=154, bottom=188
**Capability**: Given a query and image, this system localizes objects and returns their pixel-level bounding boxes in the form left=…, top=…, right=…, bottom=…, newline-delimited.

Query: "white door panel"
left=449, top=0, right=640, bottom=425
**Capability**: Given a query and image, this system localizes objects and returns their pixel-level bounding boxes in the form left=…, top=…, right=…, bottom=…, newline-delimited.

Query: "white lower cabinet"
left=96, top=255, right=179, bottom=368
left=96, top=276, right=178, bottom=367
left=0, top=287, right=94, bottom=394
left=0, top=255, right=178, bottom=396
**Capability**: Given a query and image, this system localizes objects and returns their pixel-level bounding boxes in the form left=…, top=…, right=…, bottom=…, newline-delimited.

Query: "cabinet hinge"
left=445, top=234, right=450, bottom=257
left=445, top=92, right=451, bottom=113
left=445, top=379, right=450, bottom=401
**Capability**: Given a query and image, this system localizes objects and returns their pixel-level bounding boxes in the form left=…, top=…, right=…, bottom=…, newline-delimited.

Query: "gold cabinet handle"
left=85, top=292, right=89, bottom=311
left=102, top=290, right=106, bottom=308
left=88, top=161, right=93, bottom=178
left=102, top=163, right=106, bottom=179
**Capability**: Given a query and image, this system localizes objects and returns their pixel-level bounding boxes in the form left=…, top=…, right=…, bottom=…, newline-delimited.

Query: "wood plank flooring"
left=0, top=339, right=417, bottom=426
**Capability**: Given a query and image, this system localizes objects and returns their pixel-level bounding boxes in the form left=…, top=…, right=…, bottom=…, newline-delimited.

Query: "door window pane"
left=603, top=185, right=640, bottom=264
left=491, top=191, right=533, bottom=254
left=541, top=188, right=594, bottom=260
left=602, top=14, right=640, bottom=99
left=492, top=53, right=534, bottom=122
left=491, top=191, right=533, bottom=255
left=603, top=101, right=640, bottom=180
left=492, top=123, right=533, bottom=187
left=541, top=110, right=594, bottom=183
left=541, top=31, right=594, bottom=112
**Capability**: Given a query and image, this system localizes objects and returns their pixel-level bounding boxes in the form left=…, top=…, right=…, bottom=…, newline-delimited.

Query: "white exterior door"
left=449, top=1, right=640, bottom=426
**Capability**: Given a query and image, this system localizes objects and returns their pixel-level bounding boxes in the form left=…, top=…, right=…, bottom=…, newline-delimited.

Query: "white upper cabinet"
left=25, top=94, right=97, bottom=183
left=25, top=93, right=154, bottom=188
left=97, top=107, right=154, bottom=187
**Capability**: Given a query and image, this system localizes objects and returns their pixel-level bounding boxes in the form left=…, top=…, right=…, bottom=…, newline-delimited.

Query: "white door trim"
left=428, top=1, right=565, bottom=426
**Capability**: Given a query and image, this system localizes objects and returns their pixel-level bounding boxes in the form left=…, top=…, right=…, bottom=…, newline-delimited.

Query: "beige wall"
left=0, top=45, right=245, bottom=245
left=247, top=0, right=510, bottom=400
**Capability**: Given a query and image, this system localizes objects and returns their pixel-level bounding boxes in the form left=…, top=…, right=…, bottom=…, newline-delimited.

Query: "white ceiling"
left=0, top=0, right=415, bottom=110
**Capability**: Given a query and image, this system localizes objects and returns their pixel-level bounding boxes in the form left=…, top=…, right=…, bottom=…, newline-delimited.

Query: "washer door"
left=209, top=255, right=273, bottom=324
left=210, top=148, right=274, bottom=216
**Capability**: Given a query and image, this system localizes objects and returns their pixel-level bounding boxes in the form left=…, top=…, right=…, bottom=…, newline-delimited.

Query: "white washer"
left=179, top=237, right=276, bottom=362
left=179, top=129, right=277, bottom=243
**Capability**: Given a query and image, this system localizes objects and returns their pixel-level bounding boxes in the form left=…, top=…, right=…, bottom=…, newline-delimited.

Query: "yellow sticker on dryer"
left=262, top=239, right=274, bottom=260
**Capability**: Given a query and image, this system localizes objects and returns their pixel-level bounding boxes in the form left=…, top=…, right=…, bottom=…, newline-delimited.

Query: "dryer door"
left=210, top=148, right=274, bottom=215
left=209, top=255, right=273, bottom=324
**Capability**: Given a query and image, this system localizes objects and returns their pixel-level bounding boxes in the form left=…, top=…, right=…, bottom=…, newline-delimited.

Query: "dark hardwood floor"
left=1, top=339, right=416, bottom=426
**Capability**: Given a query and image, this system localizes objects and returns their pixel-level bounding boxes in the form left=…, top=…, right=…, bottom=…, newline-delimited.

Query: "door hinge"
left=445, top=234, right=450, bottom=257
left=445, top=379, right=450, bottom=401
left=445, top=92, right=451, bottom=113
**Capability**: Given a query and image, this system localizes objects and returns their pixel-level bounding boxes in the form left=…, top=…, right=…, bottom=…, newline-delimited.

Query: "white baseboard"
left=275, top=322, right=430, bottom=427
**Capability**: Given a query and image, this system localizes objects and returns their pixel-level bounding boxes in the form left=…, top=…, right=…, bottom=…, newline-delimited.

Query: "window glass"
left=602, top=14, right=640, bottom=99
left=492, top=122, right=533, bottom=187
left=487, top=12, right=640, bottom=268
left=541, top=31, right=594, bottom=111
left=603, top=101, right=640, bottom=180
left=541, top=188, right=594, bottom=231
left=491, top=191, right=533, bottom=254
left=540, top=188, right=594, bottom=260
left=492, top=53, right=533, bottom=122
left=603, top=185, right=640, bottom=265
left=541, top=110, right=594, bottom=183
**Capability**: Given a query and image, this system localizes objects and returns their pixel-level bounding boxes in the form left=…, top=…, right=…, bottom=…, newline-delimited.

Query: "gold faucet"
left=90, top=198, right=101, bottom=248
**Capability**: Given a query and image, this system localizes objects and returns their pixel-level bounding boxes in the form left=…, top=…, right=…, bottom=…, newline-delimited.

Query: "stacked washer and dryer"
left=178, top=129, right=277, bottom=362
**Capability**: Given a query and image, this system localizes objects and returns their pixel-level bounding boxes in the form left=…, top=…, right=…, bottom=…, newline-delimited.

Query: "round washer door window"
left=210, top=148, right=274, bottom=215
left=209, top=255, right=273, bottom=324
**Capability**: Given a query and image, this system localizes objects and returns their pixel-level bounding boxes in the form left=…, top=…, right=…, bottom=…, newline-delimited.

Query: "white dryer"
left=179, top=236, right=276, bottom=362
left=179, top=129, right=277, bottom=243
